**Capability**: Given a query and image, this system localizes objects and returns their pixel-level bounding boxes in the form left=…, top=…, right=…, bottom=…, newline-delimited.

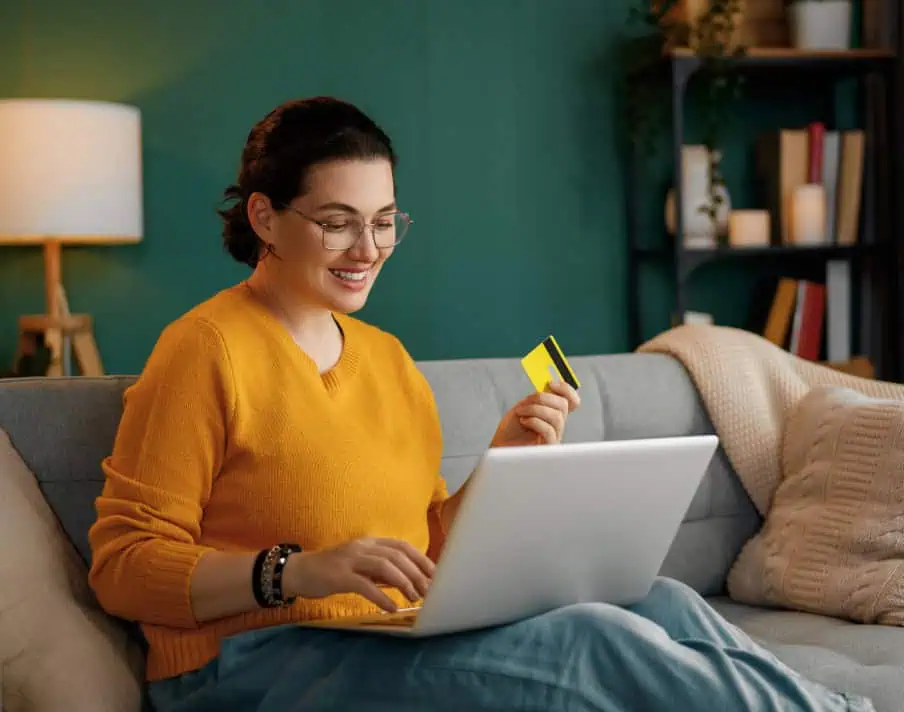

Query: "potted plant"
left=0, top=338, right=52, bottom=378
left=620, top=0, right=746, bottom=242
left=784, top=0, right=852, bottom=50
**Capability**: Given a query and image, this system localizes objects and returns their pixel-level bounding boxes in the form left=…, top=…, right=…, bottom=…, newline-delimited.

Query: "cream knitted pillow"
left=0, top=428, right=145, bottom=711
left=727, top=385, right=904, bottom=625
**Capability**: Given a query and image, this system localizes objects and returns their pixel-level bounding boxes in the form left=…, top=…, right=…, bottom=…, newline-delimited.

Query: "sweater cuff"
left=140, top=541, right=215, bottom=629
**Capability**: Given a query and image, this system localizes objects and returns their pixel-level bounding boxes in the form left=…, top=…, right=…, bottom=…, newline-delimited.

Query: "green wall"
left=0, top=1, right=850, bottom=374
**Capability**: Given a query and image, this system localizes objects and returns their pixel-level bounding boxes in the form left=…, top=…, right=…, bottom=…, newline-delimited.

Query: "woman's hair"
left=218, top=96, right=397, bottom=267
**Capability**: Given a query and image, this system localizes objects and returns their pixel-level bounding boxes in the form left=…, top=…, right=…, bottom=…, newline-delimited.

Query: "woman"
left=88, top=97, right=872, bottom=712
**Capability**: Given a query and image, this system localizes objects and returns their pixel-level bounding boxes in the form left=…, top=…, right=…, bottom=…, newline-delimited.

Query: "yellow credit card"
left=521, top=335, right=580, bottom=393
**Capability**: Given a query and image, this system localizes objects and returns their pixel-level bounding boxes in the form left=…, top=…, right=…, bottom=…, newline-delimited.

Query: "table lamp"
left=0, top=98, right=143, bottom=376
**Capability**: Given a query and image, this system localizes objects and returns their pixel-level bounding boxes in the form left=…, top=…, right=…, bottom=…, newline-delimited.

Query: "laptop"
left=300, top=434, right=719, bottom=637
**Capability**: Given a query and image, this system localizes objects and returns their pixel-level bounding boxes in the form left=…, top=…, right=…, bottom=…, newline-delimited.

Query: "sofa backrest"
left=0, top=352, right=760, bottom=596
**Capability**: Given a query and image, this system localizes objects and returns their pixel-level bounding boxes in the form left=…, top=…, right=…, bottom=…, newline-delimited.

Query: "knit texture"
left=638, top=324, right=904, bottom=621
left=87, top=284, right=448, bottom=682
left=638, top=324, right=904, bottom=515
left=727, top=385, right=904, bottom=624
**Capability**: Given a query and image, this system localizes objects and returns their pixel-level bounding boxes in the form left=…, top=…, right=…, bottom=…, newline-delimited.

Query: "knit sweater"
left=87, top=284, right=448, bottom=682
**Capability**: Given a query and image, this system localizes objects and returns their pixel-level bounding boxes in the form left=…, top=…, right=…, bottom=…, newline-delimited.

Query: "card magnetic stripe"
left=543, top=337, right=579, bottom=390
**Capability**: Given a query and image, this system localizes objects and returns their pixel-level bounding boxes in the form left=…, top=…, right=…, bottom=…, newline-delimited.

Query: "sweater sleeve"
left=426, top=471, right=450, bottom=561
left=88, top=316, right=235, bottom=629
left=403, top=345, right=450, bottom=555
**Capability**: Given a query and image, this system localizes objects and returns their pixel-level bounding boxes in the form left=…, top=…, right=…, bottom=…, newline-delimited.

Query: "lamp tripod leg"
left=36, top=241, right=104, bottom=377
left=56, top=283, right=104, bottom=377
left=42, top=241, right=64, bottom=376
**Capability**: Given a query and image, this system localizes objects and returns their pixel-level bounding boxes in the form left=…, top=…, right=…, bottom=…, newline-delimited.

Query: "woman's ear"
left=247, top=192, right=276, bottom=238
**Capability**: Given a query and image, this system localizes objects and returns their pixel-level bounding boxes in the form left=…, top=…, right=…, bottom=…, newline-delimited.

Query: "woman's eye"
left=374, top=221, right=394, bottom=230
left=322, top=222, right=350, bottom=232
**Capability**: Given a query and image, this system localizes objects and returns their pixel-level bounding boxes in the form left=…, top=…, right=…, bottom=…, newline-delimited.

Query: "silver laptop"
left=300, top=434, right=719, bottom=637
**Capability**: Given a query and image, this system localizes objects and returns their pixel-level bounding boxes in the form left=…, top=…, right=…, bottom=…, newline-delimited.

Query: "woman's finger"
left=356, top=555, right=421, bottom=603
left=545, top=381, right=581, bottom=412
left=374, top=545, right=431, bottom=599
left=516, top=404, right=565, bottom=435
left=520, top=416, right=558, bottom=444
left=527, top=390, right=571, bottom=416
left=346, top=574, right=400, bottom=613
left=376, top=538, right=436, bottom=578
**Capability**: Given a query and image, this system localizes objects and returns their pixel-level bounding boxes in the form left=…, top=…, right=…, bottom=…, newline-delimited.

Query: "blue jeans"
left=149, top=577, right=873, bottom=711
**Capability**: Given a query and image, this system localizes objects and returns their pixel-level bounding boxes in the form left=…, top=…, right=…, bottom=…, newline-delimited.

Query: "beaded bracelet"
left=252, top=543, right=302, bottom=608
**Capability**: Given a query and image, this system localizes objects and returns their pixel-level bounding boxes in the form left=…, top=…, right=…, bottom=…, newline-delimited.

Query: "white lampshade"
left=0, top=98, right=143, bottom=245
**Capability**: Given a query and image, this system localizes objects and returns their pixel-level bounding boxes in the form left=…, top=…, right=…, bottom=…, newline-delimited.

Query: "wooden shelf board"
left=635, top=243, right=870, bottom=258
left=669, top=47, right=896, bottom=60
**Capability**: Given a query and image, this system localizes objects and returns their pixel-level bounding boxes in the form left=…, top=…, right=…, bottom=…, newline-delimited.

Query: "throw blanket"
left=637, top=324, right=904, bottom=516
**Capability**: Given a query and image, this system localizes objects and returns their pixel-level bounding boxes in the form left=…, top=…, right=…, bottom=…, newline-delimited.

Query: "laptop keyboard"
left=376, top=613, right=419, bottom=627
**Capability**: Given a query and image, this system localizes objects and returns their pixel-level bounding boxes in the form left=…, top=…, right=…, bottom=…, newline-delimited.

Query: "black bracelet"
left=252, top=543, right=302, bottom=608
left=251, top=547, right=271, bottom=608
left=270, top=543, right=301, bottom=606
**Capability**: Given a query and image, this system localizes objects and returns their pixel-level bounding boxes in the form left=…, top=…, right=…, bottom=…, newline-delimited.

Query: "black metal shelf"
left=624, top=46, right=901, bottom=380
left=635, top=241, right=885, bottom=284
left=673, top=46, right=895, bottom=70
left=633, top=48, right=897, bottom=83
left=634, top=242, right=872, bottom=258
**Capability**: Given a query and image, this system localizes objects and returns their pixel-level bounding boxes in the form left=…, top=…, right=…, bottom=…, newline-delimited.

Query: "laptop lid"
left=413, top=435, right=719, bottom=636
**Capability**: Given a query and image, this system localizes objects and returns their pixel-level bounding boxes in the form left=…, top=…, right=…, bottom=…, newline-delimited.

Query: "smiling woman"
left=85, top=97, right=871, bottom=712
left=216, top=98, right=405, bottom=366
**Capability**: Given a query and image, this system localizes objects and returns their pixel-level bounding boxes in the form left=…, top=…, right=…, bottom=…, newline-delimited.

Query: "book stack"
left=756, top=123, right=865, bottom=246
left=749, top=265, right=852, bottom=364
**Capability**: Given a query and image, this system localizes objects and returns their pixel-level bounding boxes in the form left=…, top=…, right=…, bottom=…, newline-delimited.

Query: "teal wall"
left=0, top=1, right=858, bottom=374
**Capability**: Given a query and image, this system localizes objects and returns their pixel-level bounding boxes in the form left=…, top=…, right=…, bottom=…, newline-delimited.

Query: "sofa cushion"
left=418, top=353, right=761, bottom=596
left=0, top=427, right=145, bottom=712
left=710, top=597, right=904, bottom=712
left=0, top=376, right=133, bottom=564
left=729, top=386, right=904, bottom=625
left=0, top=353, right=759, bottom=608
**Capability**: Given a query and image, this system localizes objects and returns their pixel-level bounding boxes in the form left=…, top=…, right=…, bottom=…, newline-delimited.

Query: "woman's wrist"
left=281, top=548, right=316, bottom=600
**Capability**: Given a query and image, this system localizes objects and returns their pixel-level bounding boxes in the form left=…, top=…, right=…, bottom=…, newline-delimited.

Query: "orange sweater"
left=87, top=284, right=448, bottom=682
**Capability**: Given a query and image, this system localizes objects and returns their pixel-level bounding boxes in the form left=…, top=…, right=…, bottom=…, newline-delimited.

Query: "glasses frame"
left=284, top=205, right=413, bottom=251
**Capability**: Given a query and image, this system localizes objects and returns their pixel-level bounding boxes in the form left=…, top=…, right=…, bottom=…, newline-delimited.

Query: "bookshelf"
left=625, top=47, right=900, bottom=381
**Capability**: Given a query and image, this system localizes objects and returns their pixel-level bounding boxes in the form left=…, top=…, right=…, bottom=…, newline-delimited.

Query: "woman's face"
left=250, top=158, right=398, bottom=315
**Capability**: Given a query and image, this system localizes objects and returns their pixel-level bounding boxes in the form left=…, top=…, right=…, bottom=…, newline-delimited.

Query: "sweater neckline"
left=234, top=282, right=361, bottom=394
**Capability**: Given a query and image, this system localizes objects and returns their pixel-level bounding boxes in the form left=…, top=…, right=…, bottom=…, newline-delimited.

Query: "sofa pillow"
left=728, top=386, right=904, bottom=625
left=0, top=427, right=145, bottom=711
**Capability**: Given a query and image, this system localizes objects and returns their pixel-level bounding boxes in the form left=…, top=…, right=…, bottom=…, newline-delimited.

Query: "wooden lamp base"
left=17, top=309, right=104, bottom=377
left=12, top=241, right=104, bottom=377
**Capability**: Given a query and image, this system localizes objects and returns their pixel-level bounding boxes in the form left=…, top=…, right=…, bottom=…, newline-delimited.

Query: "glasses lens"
left=321, top=213, right=411, bottom=250
left=370, top=213, right=410, bottom=248
left=321, top=219, right=359, bottom=250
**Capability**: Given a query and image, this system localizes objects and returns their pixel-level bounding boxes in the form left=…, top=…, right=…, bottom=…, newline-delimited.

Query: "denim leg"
left=151, top=598, right=875, bottom=712
left=628, top=577, right=776, bottom=653
left=626, top=577, right=874, bottom=711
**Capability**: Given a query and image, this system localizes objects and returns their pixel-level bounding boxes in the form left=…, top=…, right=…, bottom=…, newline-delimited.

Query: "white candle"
left=791, top=184, right=827, bottom=245
left=729, top=210, right=770, bottom=248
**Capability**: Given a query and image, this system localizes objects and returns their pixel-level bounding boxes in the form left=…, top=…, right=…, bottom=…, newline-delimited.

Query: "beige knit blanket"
left=637, top=324, right=904, bottom=516
left=639, top=324, right=904, bottom=624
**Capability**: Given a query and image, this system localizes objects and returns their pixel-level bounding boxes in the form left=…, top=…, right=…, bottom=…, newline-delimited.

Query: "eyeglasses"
left=284, top=205, right=413, bottom=251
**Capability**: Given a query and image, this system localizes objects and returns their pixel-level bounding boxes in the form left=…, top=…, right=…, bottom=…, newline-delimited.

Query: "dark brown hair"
left=218, top=97, right=397, bottom=267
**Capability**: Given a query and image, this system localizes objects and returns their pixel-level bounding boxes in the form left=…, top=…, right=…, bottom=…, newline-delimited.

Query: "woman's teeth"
left=331, top=269, right=367, bottom=282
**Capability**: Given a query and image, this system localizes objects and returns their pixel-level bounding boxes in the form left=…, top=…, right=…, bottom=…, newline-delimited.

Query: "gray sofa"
left=1, top=351, right=902, bottom=711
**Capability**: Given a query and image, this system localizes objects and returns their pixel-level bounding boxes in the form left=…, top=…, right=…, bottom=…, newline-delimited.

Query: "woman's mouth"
left=329, top=268, right=370, bottom=290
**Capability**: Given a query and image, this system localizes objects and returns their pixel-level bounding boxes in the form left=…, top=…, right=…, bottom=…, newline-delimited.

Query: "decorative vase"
left=665, top=145, right=731, bottom=248
left=788, top=0, right=852, bottom=50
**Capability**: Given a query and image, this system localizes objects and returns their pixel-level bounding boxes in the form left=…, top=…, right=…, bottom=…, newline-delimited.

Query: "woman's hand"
left=285, top=537, right=435, bottom=613
left=490, top=380, right=581, bottom=448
